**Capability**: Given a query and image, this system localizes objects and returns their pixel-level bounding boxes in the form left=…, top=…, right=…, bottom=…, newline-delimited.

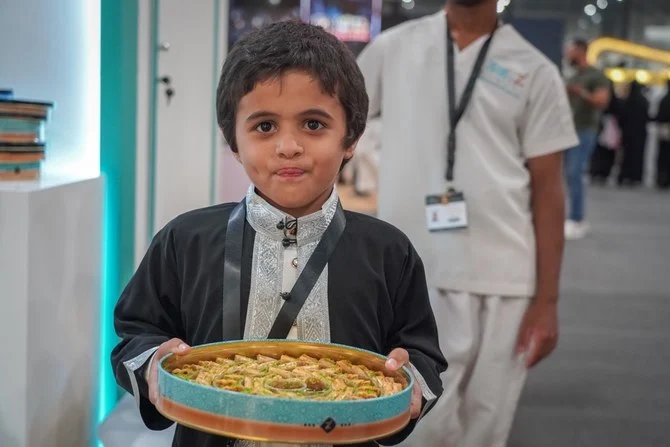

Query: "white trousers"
left=401, top=290, right=530, bottom=447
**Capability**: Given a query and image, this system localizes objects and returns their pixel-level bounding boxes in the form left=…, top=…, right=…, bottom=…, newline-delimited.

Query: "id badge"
left=425, top=190, right=468, bottom=231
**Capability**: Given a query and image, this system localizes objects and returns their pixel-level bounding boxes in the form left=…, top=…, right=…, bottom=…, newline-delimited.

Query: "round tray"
left=157, top=339, right=413, bottom=444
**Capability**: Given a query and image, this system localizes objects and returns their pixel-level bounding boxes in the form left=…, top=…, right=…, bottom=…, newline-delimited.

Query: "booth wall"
left=134, top=0, right=230, bottom=262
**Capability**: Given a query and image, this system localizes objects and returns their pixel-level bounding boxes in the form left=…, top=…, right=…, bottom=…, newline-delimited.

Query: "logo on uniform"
left=481, top=60, right=528, bottom=98
left=513, top=73, right=529, bottom=87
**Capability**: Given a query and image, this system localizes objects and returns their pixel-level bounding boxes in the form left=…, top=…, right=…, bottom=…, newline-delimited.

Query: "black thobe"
left=619, top=85, right=650, bottom=185
left=654, top=89, right=670, bottom=189
left=111, top=202, right=448, bottom=447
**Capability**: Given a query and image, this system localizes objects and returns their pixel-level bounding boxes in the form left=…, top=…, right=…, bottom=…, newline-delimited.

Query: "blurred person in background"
left=564, top=39, right=611, bottom=239
left=653, top=80, right=670, bottom=190
left=589, top=82, right=622, bottom=185
left=357, top=0, right=579, bottom=446
left=343, top=116, right=381, bottom=196
left=618, top=81, right=650, bottom=187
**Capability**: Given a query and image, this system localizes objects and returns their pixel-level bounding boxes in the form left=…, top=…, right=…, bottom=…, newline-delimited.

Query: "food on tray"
left=169, top=353, right=405, bottom=400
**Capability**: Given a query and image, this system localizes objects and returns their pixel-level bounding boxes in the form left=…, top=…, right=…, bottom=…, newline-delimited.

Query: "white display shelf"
left=0, top=175, right=103, bottom=447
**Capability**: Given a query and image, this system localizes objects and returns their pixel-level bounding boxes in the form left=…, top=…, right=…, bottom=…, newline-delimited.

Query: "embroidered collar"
left=245, top=185, right=339, bottom=246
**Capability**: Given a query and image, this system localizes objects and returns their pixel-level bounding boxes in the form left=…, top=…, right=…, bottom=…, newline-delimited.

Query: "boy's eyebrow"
left=245, top=111, right=279, bottom=122
left=245, top=109, right=334, bottom=122
left=297, top=108, right=334, bottom=120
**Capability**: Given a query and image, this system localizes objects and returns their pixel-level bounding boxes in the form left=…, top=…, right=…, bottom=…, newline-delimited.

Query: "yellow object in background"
left=588, top=37, right=670, bottom=86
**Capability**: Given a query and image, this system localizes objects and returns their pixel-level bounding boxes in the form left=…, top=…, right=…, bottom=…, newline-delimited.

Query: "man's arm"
left=517, top=63, right=578, bottom=367
left=579, top=85, right=610, bottom=111
left=568, top=71, right=611, bottom=111
left=515, top=153, right=564, bottom=368
left=529, top=152, right=565, bottom=304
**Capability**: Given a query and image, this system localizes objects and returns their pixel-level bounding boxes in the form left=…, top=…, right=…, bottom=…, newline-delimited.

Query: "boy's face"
left=234, top=71, right=355, bottom=217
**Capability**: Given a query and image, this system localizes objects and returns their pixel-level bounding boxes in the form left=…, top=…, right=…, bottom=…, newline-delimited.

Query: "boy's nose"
left=276, top=134, right=304, bottom=158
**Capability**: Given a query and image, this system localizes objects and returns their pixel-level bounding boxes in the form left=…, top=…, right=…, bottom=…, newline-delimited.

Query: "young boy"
left=111, top=21, right=447, bottom=447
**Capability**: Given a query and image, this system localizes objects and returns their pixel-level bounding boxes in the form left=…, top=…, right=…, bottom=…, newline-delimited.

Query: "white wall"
left=216, top=0, right=251, bottom=204
left=135, top=0, right=153, bottom=265
left=152, top=0, right=217, bottom=233
left=0, top=0, right=100, bottom=179
left=135, top=0, right=246, bottom=263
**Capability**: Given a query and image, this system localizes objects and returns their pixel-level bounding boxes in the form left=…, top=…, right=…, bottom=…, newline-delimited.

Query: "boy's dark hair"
left=216, top=21, right=369, bottom=155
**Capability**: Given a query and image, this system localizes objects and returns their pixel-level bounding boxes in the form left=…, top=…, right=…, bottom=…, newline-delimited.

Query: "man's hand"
left=385, top=348, right=422, bottom=419
left=516, top=300, right=559, bottom=368
left=148, top=338, right=191, bottom=404
left=567, top=84, right=610, bottom=110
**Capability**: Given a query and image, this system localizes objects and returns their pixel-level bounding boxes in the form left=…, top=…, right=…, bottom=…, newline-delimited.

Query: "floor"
left=508, top=186, right=670, bottom=447
left=340, top=184, right=670, bottom=447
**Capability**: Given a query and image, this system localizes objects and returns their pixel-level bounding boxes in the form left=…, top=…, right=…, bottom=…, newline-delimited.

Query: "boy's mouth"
left=276, top=168, right=306, bottom=178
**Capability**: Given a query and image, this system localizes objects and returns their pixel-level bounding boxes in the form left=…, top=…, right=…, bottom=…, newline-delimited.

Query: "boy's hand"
left=385, top=348, right=422, bottom=419
left=148, top=338, right=191, bottom=404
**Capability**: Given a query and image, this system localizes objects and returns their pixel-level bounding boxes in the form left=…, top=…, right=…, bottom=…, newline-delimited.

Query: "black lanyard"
left=221, top=198, right=346, bottom=340
left=446, top=21, right=498, bottom=183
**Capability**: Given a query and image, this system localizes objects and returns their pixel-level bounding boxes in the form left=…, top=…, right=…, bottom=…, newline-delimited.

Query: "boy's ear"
left=344, top=139, right=359, bottom=161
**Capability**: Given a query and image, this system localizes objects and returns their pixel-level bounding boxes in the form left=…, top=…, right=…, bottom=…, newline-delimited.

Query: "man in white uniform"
left=357, top=1, right=579, bottom=446
left=353, top=116, right=382, bottom=195
left=341, top=117, right=381, bottom=195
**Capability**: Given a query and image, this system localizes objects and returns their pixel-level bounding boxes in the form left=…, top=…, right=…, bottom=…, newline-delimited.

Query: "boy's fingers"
left=385, top=348, right=410, bottom=371
left=167, top=338, right=187, bottom=350
left=158, top=338, right=190, bottom=357
left=149, top=338, right=190, bottom=405
left=173, top=342, right=190, bottom=354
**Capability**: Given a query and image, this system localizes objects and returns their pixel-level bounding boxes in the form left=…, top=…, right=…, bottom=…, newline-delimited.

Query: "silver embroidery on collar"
left=239, top=186, right=336, bottom=447
left=245, top=185, right=339, bottom=245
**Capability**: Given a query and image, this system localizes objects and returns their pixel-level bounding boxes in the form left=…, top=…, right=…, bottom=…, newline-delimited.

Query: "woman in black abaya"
left=654, top=80, right=670, bottom=190
left=618, top=81, right=650, bottom=187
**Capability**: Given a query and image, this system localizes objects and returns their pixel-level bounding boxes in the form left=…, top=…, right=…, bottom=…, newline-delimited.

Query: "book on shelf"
left=0, top=142, right=45, bottom=152
left=0, top=152, right=45, bottom=163
left=0, top=99, right=53, bottom=120
left=0, top=132, right=41, bottom=144
left=0, top=98, right=52, bottom=182
left=0, top=161, right=41, bottom=180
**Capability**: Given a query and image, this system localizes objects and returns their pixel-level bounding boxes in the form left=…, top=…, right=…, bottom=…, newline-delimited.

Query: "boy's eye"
left=256, top=121, right=275, bottom=133
left=304, top=120, right=325, bottom=131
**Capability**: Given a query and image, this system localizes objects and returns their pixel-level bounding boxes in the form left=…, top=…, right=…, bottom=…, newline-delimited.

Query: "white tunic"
left=238, top=186, right=337, bottom=447
left=357, top=11, right=579, bottom=297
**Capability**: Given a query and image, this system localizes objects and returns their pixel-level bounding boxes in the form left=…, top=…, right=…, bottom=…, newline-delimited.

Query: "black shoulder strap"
left=221, top=200, right=246, bottom=340
left=268, top=203, right=346, bottom=339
